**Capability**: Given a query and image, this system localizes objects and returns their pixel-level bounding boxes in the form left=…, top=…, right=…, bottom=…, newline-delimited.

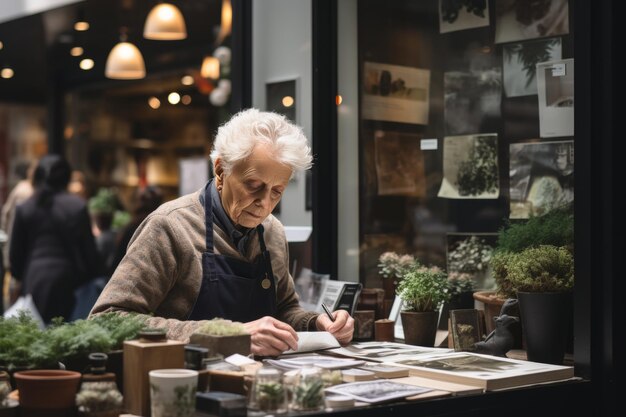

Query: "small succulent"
left=195, top=318, right=248, bottom=336
left=75, top=381, right=123, bottom=412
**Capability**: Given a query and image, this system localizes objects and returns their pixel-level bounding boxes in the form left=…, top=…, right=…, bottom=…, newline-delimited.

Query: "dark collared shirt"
left=199, top=180, right=254, bottom=255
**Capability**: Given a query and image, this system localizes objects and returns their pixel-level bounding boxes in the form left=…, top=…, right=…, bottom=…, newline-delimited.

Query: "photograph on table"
left=495, top=0, right=569, bottom=44
left=437, top=134, right=499, bottom=199
left=503, top=37, right=562, bottom=97
left=444, top=70, right=501, bottom=136
left=537, top=58, right=574, bottom=138
left=374, top=131, right=426, bottom=197
left=450, top=309, right=483, bottom=352
left=362, top=61, right=430, bottom=125
left=439, top=0, right=490, bottom=34
left=325, top=380, right=432, bottom=403
left=509, top=140, right=574, bottom=219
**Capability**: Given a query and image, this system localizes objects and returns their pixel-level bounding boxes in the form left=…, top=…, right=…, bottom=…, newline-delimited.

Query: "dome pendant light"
left=105, top=32, right=146, bottom=79
left=144, top=3, right=187, bottom=40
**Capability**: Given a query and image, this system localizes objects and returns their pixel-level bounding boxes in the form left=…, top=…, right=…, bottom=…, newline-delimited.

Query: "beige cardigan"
left=90, top=189, right=318, bottom=341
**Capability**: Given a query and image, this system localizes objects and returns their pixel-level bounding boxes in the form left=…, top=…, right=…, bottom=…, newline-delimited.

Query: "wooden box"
left=123, top=339, right=186, bottom=417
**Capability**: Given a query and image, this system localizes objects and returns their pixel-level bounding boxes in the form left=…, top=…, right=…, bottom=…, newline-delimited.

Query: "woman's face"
left=215, top=144, right=292, bottom=228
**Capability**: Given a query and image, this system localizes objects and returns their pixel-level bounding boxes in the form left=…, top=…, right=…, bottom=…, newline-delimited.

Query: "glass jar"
left=248, top=367, right=286, bottom=414
left=288, top=367, right=325, bottom=412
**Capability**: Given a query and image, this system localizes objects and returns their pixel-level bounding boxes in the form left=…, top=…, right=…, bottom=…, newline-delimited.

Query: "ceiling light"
left=282, top=96, right=294, bottom=108
left=168, top=92, right=181, bottom=104
left=148, top=97, right=161, bottom=109
left=215, top=0, right=232, bottom=46
left=144, top=3, right=187, bottom=40
left=1, top=68, right=14, bottom=79
left=181, top=95, right=192, bottom=105
left=200, top=56, right=219, bottom=79
left=181, top=75, right=194, bottom=85
left=79, top=58, right=94, bottom=70
left=74, top=21, right=90, bottom=31
left=105, top=40, right=146, bottom=80
left=70, top=46, right=84, bottom=57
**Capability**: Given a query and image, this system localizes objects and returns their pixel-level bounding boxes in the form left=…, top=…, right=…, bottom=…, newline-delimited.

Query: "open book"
left=283, top=332, right=340, bottom=354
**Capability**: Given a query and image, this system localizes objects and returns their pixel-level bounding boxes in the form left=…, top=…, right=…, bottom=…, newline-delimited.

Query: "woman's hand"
left=244, top=316, right=299, bottom=357
left=316, top=309, right=354, bottom=345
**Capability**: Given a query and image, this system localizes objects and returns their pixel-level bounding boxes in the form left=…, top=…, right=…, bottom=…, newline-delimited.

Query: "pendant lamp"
left=144, top=3, right=187, bottom=40
left=200, top=56, right=220, bottom=79
left=105, top=34, right=146, bottom=79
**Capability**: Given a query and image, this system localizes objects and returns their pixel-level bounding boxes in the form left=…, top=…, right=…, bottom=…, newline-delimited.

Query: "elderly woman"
left=91, top=109, right=354, bottom=356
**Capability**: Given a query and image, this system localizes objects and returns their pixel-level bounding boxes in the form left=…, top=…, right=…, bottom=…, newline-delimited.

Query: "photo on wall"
left=439, top=0, right=490, bottom=34
left=444, top=69, right=502, bottom=136
left=374, top=131, right=426, bottom=197
left=266, top=79, right=297, bottom=122
left=362, top=61, right=430, bottom=125
left=438, top=134, right=499, bottom=199
left=446, top=233, right=498, bottom=291
left=537, top=58, right=574, bottom=137
left=503, top=37, right=562, bottom=97
left=495, top=0, right=569, bottom=44
left=509, top=140, right=574, bottom=219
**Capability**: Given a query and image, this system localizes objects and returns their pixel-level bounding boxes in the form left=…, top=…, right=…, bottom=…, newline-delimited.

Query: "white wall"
left=336, top=0, right=359, bottom=283
left=252, top=0, right=312, bottom=227
left=0, top=0, right=79, bottom=23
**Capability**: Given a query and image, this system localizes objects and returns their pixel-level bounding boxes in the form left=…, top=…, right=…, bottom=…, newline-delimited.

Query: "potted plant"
left=475, top=205, right=574, bottom=333
left=377, top=251, right=415, bottom=299
left=492, top=245, right=574, bottom=364
left=397, top=264, right=450, bottom=346
left=189, top=318, right=251, bottom=358
left=438, top=271, right=478, bottom=330
left=88, top=188, right=119, bottom=232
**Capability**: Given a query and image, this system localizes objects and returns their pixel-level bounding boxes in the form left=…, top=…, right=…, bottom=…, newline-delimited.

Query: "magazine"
left=328, top=341, right=452, bottom=363
left=264, top=354, right=366, bottom=370
left=325, top=380, right=432, bottom=403
left=393, top=351, right=575, bottom=391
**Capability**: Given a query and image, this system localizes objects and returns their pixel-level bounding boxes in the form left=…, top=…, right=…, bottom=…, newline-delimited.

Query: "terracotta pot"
left=472, top=290, right=507, bottom=334
left=14, top=369, right=82, bottom=416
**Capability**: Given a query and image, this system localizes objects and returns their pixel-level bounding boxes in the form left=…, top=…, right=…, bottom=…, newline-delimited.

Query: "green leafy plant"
left=492, top=245, right=574, bottom=298
left=378, top=252, right=415, bottom=280
left=293, top=377, right=324, bottom=410
left=495, top=204, right=574, bottom=254
left=397, top=264, right=451, bottom=312
left=195, top=318, right=248, bottom=336
left=447, top=271, right=477, bottom=297
left=448, top=236, right=494, bottom=274
left=88, top=188, right=118, bottom=215
left=256, top=381, right=285, bottom=411
left=0, top=312, right=147, bottom=371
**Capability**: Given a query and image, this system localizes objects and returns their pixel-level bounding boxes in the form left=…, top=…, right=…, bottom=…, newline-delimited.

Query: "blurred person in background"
left=9, top=155, right=102, bottom=323
left=1, top=160, right=36, bottom=310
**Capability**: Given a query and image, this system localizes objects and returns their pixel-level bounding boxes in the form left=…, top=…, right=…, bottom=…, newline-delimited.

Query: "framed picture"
left=450, top=309, right=482, bottom=351
left=388, top=296, right=405, bottom=341
left=362, top=61, right=430, bottom=125
left=266, top=78, right=297, bottom=122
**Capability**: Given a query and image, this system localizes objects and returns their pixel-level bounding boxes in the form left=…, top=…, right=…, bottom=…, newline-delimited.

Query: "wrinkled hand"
left=243, top=316, right=299, bottom=357
left=316, top=309, right=354, bottom=345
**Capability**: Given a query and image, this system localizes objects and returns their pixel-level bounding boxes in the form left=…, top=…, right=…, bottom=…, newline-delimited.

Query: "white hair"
left=210, top=108, right=313, bottom=176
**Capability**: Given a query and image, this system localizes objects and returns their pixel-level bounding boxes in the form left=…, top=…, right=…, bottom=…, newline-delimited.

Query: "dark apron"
left=188, top=183, right=277, bottom=322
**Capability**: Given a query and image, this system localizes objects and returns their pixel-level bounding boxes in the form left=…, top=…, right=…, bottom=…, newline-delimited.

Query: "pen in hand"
left=321, top=303, right=336, bottom=322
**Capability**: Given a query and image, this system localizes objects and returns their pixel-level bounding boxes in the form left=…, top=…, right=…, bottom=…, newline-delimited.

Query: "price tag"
left=420, top=138, right=438, bottom=150
left=551, top=63, right=566, bottom=77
